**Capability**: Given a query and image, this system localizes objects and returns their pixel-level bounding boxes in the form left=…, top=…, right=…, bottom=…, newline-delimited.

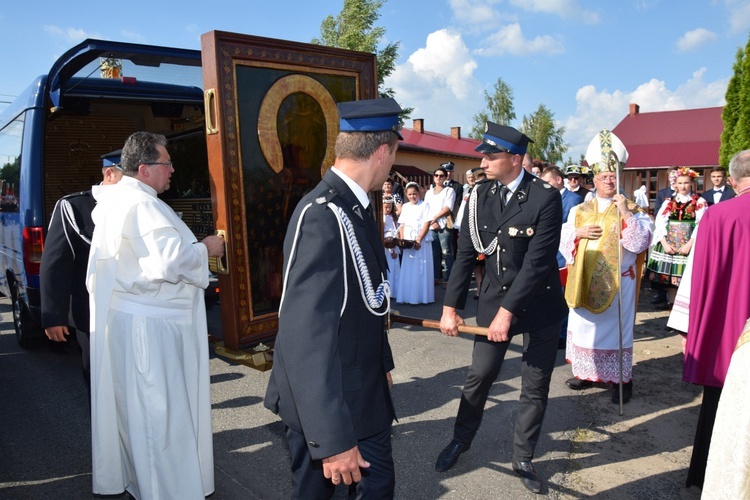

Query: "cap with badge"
left=337, top=97, right=403, bottom=140
left=440, top=161, right=455, bottom=171
left=102, top=149, right=123, bottom=170
left=475, top=121, right=533, bottom=155
left=564, top=164, right=582, bottom=177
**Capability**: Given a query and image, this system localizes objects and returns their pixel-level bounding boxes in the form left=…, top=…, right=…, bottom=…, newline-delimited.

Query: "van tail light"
left=22, top=227, right=44, bottom=275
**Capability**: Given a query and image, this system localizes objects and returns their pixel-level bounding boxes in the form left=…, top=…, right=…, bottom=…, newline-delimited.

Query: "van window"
left=0, top=114, right=23, bottom=213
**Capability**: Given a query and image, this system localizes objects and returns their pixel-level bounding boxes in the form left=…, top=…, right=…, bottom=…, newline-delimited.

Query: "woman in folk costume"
left=383, top=199, right=401, bottom=300
left=646, top=167, right=707, bottom=309
left=395, top=183, right=434, bottom=304
left=561, top=130, right=653, bottom=404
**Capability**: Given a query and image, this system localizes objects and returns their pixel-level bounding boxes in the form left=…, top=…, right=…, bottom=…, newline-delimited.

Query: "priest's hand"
left=440, top=306, right=465, bottom=337
left=576, top=224, right=602, bottom=240
left=201, top=235, right=225, bottom=258
left=323, top=446, right=369, bottom=485
left=45, top=325, right=69, bottom=342
left=614, top=194, right=631, bottom=218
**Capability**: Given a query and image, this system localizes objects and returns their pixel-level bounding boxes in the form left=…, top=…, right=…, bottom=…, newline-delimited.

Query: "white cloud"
left=725, top=0, right=750, bottom=33
left=42, top=25, right=103, bottom=44
left=563, top=68, right=728, bottom=158
left=386, top=29, right=483, bottom=134
left=475, top=23, right=564, bottom=57
left=676, top=28, right=718, bottom=52
left=448, top=0, right=505, bottom=31
left=508, top=0, right=600, bottom=24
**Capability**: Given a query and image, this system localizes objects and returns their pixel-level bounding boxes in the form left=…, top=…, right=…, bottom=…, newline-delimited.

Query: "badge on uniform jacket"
left=508, top=225, right=535, bottom=237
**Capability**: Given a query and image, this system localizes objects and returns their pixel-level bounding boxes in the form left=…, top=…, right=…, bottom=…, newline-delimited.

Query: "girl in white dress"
left=395, top=183, right=434, bottom=304
left=383, top=200, right=400, bottom=300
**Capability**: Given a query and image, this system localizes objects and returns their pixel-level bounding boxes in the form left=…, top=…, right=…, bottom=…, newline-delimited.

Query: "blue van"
left=0, top=39, right=209, bottom=346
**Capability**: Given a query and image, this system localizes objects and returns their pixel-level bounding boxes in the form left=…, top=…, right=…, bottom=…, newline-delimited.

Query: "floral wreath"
left=674, top=166, right=699, bottom=179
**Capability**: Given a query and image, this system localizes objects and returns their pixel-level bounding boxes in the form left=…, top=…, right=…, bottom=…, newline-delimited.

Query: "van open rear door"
left=200, top=31, right=377, bottom=359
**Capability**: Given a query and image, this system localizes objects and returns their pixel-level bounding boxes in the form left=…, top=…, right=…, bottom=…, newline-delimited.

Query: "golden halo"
left=257, top=74, right=338, bottom=175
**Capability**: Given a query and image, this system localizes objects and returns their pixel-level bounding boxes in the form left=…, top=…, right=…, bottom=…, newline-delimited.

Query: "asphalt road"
left=0, top=287, right=700, bottom=499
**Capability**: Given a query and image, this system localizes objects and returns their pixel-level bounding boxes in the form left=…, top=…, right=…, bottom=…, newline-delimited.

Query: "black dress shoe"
left=435, top=439, right=470, bottom=472
left=512, top=459, right=542, bottom=493
left=611, top=381, right=633, bottom=404
left=565, top=377, right=593, bottom=390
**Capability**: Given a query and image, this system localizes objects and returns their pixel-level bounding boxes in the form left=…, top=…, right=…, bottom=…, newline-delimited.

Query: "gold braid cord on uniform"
left=565, top=199, right=621, bottom=313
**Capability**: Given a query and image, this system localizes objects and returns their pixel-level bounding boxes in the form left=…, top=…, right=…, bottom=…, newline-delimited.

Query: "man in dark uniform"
left=435, top=122, right=567, bottom=493
left=41, top=161, right=123, bottom=384
left=265, top=98, right=402, bottom=498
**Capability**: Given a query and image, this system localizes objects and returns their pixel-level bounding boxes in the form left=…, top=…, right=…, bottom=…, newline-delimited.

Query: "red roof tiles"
left=612, top=106, right=724, bottom=169
left=400, top=127, right=483, bottom=159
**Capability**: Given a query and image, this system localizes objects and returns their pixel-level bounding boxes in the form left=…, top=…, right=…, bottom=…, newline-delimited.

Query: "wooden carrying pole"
left=389, top=314, right=488, bottom=337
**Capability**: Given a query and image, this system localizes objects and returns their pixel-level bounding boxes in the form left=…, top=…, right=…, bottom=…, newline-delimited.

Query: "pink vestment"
left=683, top=193, right=750, bottom=387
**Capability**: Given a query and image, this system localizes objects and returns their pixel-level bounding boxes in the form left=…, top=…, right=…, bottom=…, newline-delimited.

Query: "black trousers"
left=453, top=321, right=560, bottom=461
left=285, top=424, right=395, bottom=499
left=686, top=385, right=722, bottom=488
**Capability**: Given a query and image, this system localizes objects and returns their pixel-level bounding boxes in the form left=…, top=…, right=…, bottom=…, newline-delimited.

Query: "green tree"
left=719, top=46, right=743, bottom=168
left=312, top=0, right=412, bottom=117
left=470, top=77, right=516, bottom=139
left=520, top=104, right=569, bottom=164
left=720, top=34, right=750, bottom=168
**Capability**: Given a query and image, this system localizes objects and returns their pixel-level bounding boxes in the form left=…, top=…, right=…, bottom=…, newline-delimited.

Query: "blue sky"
left=1, top=0, right=749, bottom=160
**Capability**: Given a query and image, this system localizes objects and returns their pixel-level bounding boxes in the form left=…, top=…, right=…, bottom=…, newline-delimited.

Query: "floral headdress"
left=674, top=166, right=699, bottom=179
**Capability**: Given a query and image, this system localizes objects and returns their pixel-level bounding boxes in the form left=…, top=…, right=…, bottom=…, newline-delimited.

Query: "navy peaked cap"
left=475, top=121, right=532, bottom=155
left=338, top=98, right=403, bottom=139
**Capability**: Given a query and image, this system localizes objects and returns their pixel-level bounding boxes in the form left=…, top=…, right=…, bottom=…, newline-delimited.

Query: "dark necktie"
left=499, top=185, right=510, bottom=212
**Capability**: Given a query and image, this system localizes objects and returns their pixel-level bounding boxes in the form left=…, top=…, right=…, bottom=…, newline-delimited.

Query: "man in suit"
left=700, top=166, right=735, bottom=206
left=40, top=161, right=123, bottom=384
left=541, top=166, right=583, bottom=349
left=435, top=122, right=568, bottom=493
left=265, top=98, right=402, bottom=498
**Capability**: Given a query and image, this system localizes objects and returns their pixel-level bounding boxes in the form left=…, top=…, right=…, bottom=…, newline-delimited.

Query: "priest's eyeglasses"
left=144, top=161, right=174, bottom=168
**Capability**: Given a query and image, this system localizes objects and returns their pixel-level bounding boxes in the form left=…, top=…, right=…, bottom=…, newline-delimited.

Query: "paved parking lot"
left=0, top=287, right=703, bottom=499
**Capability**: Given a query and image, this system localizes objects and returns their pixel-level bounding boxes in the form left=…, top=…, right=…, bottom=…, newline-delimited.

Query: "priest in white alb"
left=86, top=132, right=224, bottom=499
left=560, top=130, right=653, bottom=405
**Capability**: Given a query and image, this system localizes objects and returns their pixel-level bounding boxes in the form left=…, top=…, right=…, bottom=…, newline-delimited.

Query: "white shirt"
left=331, top=166, right=370, bottom=209
left=713, top=186, right=724, bottom=205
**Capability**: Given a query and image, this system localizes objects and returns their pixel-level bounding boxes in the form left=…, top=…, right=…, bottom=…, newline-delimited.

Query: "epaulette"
left=60, top=190, right=91, bottom=200
left=528, top=177, right=557, bottom=194
left=314, top=188, right=338, bottom=206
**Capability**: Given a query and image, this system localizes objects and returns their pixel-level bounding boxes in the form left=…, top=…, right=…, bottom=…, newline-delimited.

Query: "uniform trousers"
left=286, top=424, right=394, bottom=499
left=453, top=321, right=560, bottom=461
